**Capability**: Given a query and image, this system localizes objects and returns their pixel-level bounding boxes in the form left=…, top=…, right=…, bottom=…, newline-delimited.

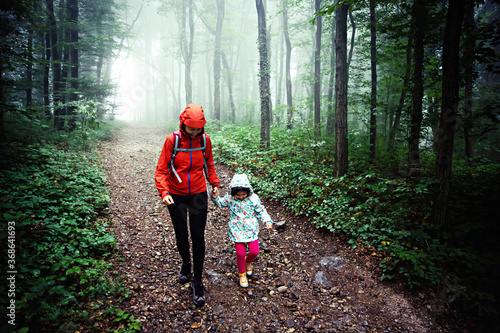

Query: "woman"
left=155, top=103, right=220, bottom=306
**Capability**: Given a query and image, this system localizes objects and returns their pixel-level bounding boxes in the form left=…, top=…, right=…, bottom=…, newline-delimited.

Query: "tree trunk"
left=389, top=31, right=413, bottom=148
left=214, top=0, right=224, bottom=129
left=277, top=25, right=283, bottom=107
left=369, top=0, right=377, bottom=161
left=432, top=0, right=466, bottom=228
left=408, top=0, right=425, bottom=177
left=44, top=27, right=51, bottom=117
left=314, top=0, right=322, bottom=137
left=283, top=1, right=293, bottom=130
left=266, top=1, right=273, bottom=127
left=326, top=21, right=335, bottom=136
left=256, top=0, right=270, bottom=148
left=0, top=63, right=3, bottom=133
left=205, top=40, right=213, bottom=116
left=463, top=0, right=476, bottom=159
left=26, top=29, right=33, bottom=107
left=184, top=0, right=194, bottom=104
left=47, top=0, right=63, bottom=129
left=222, top=52, right=236, bottom=123
left=145, top=23, right=152, bottom=121
left=334, top=3, right=349, bottom=178
left=60, top=0, right=70, bottom=113
left=276, top=20, right=284, bottom=124
left=96, top=12, right=104, bottom=81
left=177, top=58, right=181, bottom=113
left=347, top=9, right=356, bottom=71
left=67, top=0, right=78, bottom=131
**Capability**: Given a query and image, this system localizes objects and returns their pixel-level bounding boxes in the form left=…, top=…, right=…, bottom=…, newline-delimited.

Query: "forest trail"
left=101, top=124, right=454, bottom=332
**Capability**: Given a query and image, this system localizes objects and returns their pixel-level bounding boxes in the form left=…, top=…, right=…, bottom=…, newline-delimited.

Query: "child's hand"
left=211, top=186, right=219, bottom=198
left=266, top=222, right=273, bottom=230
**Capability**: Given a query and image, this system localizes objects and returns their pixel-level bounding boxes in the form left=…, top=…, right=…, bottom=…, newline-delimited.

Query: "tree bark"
left=47, top=0, right=63, bottom=129
left=314, top=0, right=322, bottom=137
left=408, top=0, right=425, bottom=177
left=43, top=27, right=51, bottom=116
left=183, top=0, right=194, bottom=104
left=256, top=0, right=270, bottom=148
left=60, top=0, right=70, bottom=110
left=389, top=31, right=413, bottom=148
left=205, top=40, right=213, bottom=116
left=369, top=0, right=377, bottom=161
left=283, top=1, right=293, bottom=130
left=26, top=28, right=33, bottom=107
left=334, top=3, right=349, bottom=178
left=463, top=0, right=476, bottom=159
left=214, top=0, right=224, bottom=129
left=67, top=0, right=78, bottom=131
left=432, top=0, right=466, bottom=228
left=277, top=23, right=283, bottom=109
left=326, top=20, right=335, bottom=136
left=222, top=52, right=236, bottom=123
left=347, top=9, right=355, bottom=71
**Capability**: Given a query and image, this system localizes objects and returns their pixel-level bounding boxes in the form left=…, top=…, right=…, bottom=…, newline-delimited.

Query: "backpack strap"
left=201, top=133, right=209, bottom=177
left=170, top=131, right=183, bottom=183
left=169, top=131, right=209, bottom=184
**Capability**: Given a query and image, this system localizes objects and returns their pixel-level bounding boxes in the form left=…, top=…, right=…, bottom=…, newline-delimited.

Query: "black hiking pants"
left=167, top=192, right=208, bottom=281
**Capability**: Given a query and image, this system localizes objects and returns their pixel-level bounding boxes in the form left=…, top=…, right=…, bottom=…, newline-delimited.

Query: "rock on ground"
left=101, top=124, right=459, bottom=332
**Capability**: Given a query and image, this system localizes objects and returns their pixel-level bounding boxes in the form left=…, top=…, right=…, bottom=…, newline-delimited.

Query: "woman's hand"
left=162, top=194, right=174, bottom=205
left=211, top=186, right=219, bottom=198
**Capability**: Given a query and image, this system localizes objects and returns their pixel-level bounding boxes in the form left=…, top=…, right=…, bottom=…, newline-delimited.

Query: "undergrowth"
left=209, top=123, right=500, bottom=327
left=0, top=120, right=140, bottom=332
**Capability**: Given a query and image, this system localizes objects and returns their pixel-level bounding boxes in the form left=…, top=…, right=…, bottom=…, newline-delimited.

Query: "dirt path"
left=101, top=124, right=456, bottom=332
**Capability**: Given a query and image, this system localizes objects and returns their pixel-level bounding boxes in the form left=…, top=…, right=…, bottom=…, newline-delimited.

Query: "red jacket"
left=155, top=104, right=220, bottom=198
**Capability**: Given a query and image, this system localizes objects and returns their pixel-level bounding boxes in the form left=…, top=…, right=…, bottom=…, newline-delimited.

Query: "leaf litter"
left=100, top=124, right=464, bottom=332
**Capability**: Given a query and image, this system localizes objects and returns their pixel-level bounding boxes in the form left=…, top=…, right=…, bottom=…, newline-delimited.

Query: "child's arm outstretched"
left=210, top=193, right=230, bottom=208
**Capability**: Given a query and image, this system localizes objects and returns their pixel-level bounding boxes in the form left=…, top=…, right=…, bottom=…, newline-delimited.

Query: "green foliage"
left=210, top=123, right=500, bottom=323
left=0, top=132, right=138, bottom=331
left=2, top=108, right=124, bottom=150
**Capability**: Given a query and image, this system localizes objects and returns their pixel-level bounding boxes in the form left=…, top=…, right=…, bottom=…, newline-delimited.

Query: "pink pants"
left=235, top=240, right=259, bottom=274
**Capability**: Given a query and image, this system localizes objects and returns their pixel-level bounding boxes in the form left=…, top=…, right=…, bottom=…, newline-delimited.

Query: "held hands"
left=164, top=187, right=218, bottom=205
left=211, top=186, right=219, bottom=198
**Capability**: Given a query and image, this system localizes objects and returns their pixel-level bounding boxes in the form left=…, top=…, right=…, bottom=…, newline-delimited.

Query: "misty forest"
left=1, top=0, right=499, bottom=332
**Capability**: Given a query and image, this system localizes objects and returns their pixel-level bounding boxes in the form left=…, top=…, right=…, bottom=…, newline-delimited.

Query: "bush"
left=209, top=123, right=500, bottom=324
left=0, top=123, right=139, bottom=332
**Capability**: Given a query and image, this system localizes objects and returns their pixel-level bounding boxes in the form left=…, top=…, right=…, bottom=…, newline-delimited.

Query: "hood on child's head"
left=229, top=174, right=254, bottom=195
left=179, top=104, right=207, bottom=129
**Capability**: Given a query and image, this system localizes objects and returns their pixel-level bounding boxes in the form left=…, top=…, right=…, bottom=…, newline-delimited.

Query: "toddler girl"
left=210, top=174, right=273, bottom=287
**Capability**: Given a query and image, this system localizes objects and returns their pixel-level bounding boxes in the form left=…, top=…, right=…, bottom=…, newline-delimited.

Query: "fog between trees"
left=114, top=0, right=339, bottom=124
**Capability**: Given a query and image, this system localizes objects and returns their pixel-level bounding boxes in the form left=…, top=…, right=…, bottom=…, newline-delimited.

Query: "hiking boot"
left=239, top=272, right=248, bottom=288
left=191, top=281, right=205, bottom=306
left=178, top=261, right=192, bottom=284
left=245, top=262, right=253, bottom=276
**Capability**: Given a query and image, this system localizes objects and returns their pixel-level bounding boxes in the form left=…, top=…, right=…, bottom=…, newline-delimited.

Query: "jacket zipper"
left=187, top=137, right=192, bottom=195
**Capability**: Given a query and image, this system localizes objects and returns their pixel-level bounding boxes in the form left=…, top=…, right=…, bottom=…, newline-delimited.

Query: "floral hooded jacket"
left=211, top=174, right=273, bottom=243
